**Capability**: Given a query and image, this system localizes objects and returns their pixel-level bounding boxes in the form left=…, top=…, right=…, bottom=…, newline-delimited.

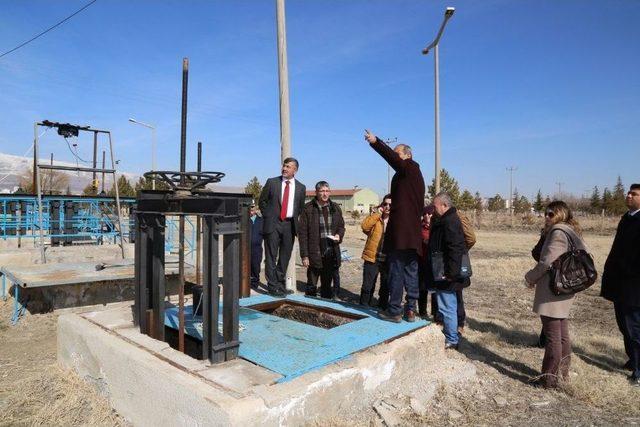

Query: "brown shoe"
left=404, top=310, right=416, bottom=323
left=378, top=310, right=402, bottom=323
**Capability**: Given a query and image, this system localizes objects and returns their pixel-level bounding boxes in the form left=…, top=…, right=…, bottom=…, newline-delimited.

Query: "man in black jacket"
left=427, top=192, right=470, bottom=350
left=298, top=181, right=345, bottom=299
left=602, top=183, right=640, bottom=387
left=258, top=158, right=306, bottom=296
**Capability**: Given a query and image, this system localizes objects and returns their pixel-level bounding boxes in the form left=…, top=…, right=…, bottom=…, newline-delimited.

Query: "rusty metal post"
left=196, top=142, right=202, bottom=285
left=101, top=150, right=105, bottom=193
left=92, top=131, right=98, bottom=191
left=240, top=202, right=251, bottom=297
left=177, top=57, right=189, bottom=353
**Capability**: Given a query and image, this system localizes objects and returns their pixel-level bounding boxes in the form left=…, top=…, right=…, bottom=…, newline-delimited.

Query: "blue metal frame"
left=0, top=195, right=136, bottom=244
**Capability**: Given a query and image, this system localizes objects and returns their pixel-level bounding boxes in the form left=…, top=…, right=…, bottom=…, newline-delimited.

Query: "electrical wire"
left=0, top=0, right=99, bottom=59
left=63, top=137, right=91, bottom=164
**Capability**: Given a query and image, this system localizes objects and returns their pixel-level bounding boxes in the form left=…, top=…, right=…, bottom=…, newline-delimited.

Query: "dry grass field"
left=1, top=224, right=638, bottom=426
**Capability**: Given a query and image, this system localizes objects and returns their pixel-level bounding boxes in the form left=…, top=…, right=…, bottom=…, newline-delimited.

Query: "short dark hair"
left=283, top=157, right=299, bottom=169
left=630, top=183, right=640, bottom=191
left=382, top=193, right=391, bottom=202
left=315, top=181, right=330, bottom=191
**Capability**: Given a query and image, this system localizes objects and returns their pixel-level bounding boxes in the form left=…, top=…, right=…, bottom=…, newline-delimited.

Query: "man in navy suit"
left=258, top=158, right=306, bottom=296
left=250, top=204, right=264, bottom=289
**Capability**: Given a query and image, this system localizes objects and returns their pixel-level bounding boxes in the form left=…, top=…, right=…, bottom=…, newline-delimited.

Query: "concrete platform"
left=58, top=301, right=476, bottom=426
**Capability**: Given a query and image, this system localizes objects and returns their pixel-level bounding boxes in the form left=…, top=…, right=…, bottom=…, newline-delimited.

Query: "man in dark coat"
left=602, top=183, right=640, bottom=387
left=427, top=192, right=470, bottom=349
left=364, top=130, right=425, bottom=322
left=249, top=204, right=264, bottom=289
left=298, top=181, right=345, bottom=299
left=258, top=158, right=306, bottom=296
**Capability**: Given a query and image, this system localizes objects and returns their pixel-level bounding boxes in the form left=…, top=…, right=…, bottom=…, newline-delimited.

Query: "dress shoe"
left=444, top=342, right=459, bottom=351
left=404, top=310, right=416, bottom=323
left=623, top=360, right=633, bottom=371
left=378, top=310, right=402, bottom=323
left=268, top=289, right=286, bottom=297
left=284, top=289, right=294, bottom=295
left=629, top=375, right=640, bottom=388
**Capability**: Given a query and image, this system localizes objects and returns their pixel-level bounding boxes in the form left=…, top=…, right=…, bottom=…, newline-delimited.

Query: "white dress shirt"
left=630, top=208, right=640, bottom=217
left=281, top=176, right=296, bottom=218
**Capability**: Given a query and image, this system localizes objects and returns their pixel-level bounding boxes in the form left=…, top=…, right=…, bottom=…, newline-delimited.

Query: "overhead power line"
left=0, top=0, right=98, bottom=59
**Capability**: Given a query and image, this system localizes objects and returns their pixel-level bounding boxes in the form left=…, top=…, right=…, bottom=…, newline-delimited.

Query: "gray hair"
left=395, top=144, right=412, bottom=157
left=434, top=191, right=453, bottom=207
left=315, top=181, right=330, bottom=191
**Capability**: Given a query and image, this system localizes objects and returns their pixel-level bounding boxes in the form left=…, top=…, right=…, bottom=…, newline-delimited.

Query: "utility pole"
left=384, top=137, right=397, bottom=193
left=50, top=153, right=53, bottom=195
left=276, top=0, right=296, bottom=293
left=506, top=166, right=517, bottom=227
left=556, top=182, right=564, bottom=200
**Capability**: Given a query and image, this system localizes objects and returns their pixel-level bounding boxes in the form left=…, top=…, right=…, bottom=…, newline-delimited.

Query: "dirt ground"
left=1, top=226, right=639, bottom=426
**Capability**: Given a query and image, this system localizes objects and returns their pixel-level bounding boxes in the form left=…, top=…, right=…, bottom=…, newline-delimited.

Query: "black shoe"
left=629, top=375, right=640, bottom=387
left=623, top=360, right=634, bottom=371
left=268, top=288, right=286, bottom=297
left=284, top=289, right=294, bottom=295
left=378, top=310, right=402, bottom=323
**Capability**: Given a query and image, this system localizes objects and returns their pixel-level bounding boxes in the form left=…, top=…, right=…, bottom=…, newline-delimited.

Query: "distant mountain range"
left=0, top=152, right=244, bottom=195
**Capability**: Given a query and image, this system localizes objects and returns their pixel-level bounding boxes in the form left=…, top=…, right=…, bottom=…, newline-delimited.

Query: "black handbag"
left=548, top=229, right=598, bottom=296
left=431, top=251, right=472, bottom=281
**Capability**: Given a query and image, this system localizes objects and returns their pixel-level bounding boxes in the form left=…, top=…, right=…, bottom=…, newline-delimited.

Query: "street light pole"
left=422, top=7, right=455, bottom=195
left=128, top=118, right=157, bottom=190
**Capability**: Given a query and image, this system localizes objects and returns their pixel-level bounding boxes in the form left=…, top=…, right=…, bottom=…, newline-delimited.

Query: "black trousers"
left=615, top=301, right=640, bottom=379
left=306, top=256, right=338, bottom=298
left=359, top=261, right=389, bottom=308
left=264, top=219, right=294, bottom=293
left=250, top=243, right=263, bottom=287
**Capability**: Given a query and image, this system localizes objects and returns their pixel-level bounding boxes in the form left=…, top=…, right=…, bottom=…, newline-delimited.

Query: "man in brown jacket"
left=299, top=181, right=346, bottom=299
left=364, top=130, right=425, bottom=322
left=359, top=194, right=391, bottom=308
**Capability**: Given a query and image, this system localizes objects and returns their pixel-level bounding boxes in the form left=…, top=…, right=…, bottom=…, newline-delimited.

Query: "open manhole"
left=247, top=300, right=366, bottom=329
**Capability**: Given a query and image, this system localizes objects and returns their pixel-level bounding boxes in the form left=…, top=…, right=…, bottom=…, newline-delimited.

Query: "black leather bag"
left=431, top=251, right=472, bottom=281
left=548, top=229, right=598, bottom=296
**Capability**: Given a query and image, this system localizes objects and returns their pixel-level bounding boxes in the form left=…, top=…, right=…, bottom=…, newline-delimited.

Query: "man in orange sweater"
left=359, top=194, right=391, bottom=308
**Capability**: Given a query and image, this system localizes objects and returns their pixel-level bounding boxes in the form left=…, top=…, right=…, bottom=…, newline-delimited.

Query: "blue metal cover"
left=165, top=294, right=428, bottom=382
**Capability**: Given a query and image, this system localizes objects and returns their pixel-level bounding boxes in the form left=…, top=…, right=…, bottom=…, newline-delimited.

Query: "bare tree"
left=19, top=167, right=70, bottom=195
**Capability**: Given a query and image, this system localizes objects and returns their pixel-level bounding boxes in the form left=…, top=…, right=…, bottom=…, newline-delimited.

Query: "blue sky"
left=1, top=0, right=638, bottom=199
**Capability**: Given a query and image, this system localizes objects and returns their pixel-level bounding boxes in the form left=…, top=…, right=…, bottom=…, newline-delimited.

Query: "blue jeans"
left=436, top=290, right=459, bottom=345
left=386, top=250, right=419, bottom=316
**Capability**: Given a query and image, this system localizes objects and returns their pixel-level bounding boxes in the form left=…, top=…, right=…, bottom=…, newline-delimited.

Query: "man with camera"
left=359, top=194, right=392, bottom=308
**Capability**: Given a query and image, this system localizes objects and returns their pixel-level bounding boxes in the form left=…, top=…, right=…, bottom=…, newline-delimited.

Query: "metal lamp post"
left=422, top=6, right=455, bottom=195
left=128, top=118, right=157, bottom=190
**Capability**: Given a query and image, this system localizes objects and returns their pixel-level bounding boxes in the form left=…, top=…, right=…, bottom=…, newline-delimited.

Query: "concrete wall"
left=58, top=309, right=476, bottom=426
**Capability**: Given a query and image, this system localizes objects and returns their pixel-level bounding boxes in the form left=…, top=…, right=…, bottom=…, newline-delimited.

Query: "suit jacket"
left=602, top=211, right=640, bottom=306
left=258, top=176, right=306, bottom=235
left=370, top=138, right=425, bottom=253
left=525, top=224, right=586, bottom=318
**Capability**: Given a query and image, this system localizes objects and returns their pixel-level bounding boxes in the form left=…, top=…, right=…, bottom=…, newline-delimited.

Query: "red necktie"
left=280, top=180, right=290, bottom=220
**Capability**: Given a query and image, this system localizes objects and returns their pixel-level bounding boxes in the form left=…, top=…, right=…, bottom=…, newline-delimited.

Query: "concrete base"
left=58, top=305, right=476, bottom=426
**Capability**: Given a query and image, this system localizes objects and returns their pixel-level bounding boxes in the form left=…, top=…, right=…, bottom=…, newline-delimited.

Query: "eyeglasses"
left=545, top=211, right=555, bottom=218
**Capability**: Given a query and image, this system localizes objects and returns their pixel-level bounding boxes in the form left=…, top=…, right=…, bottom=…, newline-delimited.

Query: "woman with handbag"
left=524, top=201, right=588, bottom=388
